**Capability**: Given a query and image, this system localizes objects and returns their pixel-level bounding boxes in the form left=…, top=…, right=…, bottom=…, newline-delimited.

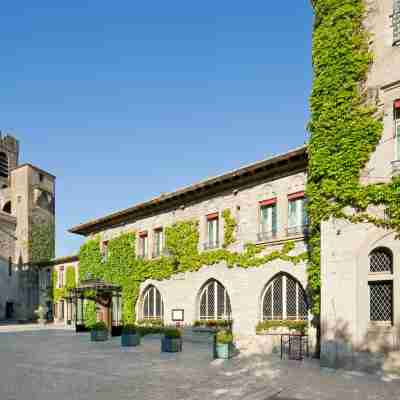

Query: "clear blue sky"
left=0, top=2, right=314, bottom=257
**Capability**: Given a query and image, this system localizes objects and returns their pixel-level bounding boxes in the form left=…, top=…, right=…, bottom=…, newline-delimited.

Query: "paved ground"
left=1, top=324, right=399, bottom=400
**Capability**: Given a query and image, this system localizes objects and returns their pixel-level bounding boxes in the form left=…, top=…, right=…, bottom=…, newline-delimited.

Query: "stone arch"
left=138, top=284, right=165, bottom=321
left=354, top=230, right=399, bottom=345
left=259, top=272, right=309, bottom=321
left=196, top=278, right=232, bottom=321
left=2, top=201, right=11, bottom=214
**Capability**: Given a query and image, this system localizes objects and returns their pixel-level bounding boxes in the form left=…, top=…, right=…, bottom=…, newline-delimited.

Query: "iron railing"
left=257, top=230, right=278, bottom=242
left=203, top=241, right=220, bottom=250
left=286, top=225, right=309, bottom=237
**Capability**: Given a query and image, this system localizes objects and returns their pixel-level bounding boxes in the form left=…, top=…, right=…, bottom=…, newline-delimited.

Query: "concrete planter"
left=90, top=330, right=108, bottom=342
left=121, top=333, right=141, bottom=347
left=214, top=343, right=234, bottom=359
left=161, top=337, right=182, bottom=353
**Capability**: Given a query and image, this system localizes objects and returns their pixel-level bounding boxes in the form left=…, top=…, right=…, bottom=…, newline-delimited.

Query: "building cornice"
left=69, top=146, right=308, bottom=236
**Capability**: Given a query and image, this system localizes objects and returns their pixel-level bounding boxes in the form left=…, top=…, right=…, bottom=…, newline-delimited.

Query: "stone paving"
left=1, top=324, right=399, bottom=400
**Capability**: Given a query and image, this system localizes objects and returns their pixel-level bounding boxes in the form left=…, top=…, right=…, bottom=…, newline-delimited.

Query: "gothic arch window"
left=141, top=285, right=164, bottom=320
left=261, top=273, right=308, bottom=321
left=0, top=152, right=9, bottom=178
left=199, top=279, right=232, bottom=320
left=2, top=201, right=11, bottom=214
left=368, top=248, right=393, bottom=324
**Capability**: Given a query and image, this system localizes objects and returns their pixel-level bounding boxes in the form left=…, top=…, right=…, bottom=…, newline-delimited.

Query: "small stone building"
left=0, top=132, right=56, bottom=321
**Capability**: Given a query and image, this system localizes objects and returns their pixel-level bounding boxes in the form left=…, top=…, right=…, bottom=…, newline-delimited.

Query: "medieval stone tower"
left=0, top=132, right=56, bottom=321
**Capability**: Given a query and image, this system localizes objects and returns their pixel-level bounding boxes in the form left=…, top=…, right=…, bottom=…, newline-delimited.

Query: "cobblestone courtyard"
left=1, top=325, right=399, bottom=400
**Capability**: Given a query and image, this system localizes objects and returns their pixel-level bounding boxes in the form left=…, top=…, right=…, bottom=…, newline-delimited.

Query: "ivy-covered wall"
left=30, top=221, right=55, bottom=263
left=78, top=211, right=307, bottom=325
left=307, top=0, right=400, bottom=316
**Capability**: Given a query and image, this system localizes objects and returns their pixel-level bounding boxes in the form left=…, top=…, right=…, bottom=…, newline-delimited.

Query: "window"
left=262, top=274, right=308, bottom=321
left=205, top=213, right=219, bottom=250
left=287, top=192, right=308, bottom=236
left=101, top=241, right=109, bottom=261
left=2, top=201, right=11, bottom=214
left=153, top=228, right=164, bottom=258
left=142, top=286, right=164, bottom=320
left=58, top=267, right=64, bottom=288
left=47, top=269, right=52, bottom=289
left=0, top=152, right=8, bottom=178
left=395, top=100, right=400, bottom=160
left=368, top=248, right=393, bottom=324
left=199, top=280, right=232, bottom=320
left=138, top=232, right=148, bottom=258
left=258, top=198, right=277, bottom=241
left=393, top=0, right=400, bottom=46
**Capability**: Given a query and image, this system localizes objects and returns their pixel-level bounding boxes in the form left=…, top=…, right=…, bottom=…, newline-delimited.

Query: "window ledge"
left=255, top=234, right=307, bottom=247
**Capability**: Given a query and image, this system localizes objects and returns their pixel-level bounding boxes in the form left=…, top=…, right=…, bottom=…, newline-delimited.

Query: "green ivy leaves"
left=78, top=221, right=307, bottom=325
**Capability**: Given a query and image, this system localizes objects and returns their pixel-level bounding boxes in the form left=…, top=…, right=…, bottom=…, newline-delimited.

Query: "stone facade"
left=0, top=132, right=56, bottom=321
left=70, top=148, right=314, bottom=348
left=320, top=0, right=400, bottom=372
left=38, top=256, right=79, bottom=325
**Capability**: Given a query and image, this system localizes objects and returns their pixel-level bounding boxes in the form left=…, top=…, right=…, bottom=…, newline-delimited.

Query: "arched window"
left=199, top=279, right=231, bottom=320
left=369, top=248, right=393, bottom=324
left=142, top=286, right=164, bottom=320
left=2, top=201, right=11, bottom=214
left=262, top=274, right=308, bottom=321
left=0, top=152, right=9, bottom=178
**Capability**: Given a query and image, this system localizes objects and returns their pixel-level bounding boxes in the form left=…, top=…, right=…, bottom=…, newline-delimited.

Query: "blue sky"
left=0, top=2, right=314, bottom=256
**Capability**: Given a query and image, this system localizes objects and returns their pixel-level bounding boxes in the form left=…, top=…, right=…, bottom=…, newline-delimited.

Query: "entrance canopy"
left=71, top=279, right=122, bottom=333
left=71, top=278, right=122, bottom=298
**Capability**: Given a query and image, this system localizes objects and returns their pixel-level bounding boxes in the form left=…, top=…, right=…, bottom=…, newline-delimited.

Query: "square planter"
left=161, top=337, right=182, bottom=353
left=90, top=330, right=108, bottom=342
left=214, top=343, right=234, bottom=359
left=121, top=333, right=141, bottom=347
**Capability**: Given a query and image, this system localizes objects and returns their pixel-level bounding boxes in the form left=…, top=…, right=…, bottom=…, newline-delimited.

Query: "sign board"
left=171, top=309, right=184, bottom=322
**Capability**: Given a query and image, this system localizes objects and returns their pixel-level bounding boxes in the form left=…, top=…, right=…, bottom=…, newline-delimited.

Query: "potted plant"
left=214, top=329, right=234, bottom=359
left=121, top=324, right=141, bottom=347
left=161, top=328, right=182, bottom=353
left=90, top=321, right=109, bottom=342
left=34, top=305, right=46, bottom=326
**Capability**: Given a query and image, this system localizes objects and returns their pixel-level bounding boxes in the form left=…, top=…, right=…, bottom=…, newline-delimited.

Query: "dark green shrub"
left=90, top=321, right=108, bottom=331
left=256, top=320, right=307, bottom=335
left=163, top=328, right=181, bottom=339
left=216, top=329, right=233, bottom=344
left=122, top=324, right=137, bottom=334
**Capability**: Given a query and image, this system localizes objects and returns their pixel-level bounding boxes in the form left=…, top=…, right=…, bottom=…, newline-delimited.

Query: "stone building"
left=0, top=132, right=56, bottom=321
left=69, top=147, right=312, bottom=341
left=64, top=1, right=400, bottom=372
left=319, top=0, right=400, bottom=371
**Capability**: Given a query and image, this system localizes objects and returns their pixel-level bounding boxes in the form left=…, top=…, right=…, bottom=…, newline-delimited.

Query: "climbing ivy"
left=222, top=209, right=237, bottom=248
left=51, top=265, right=76, bottom=302
left=79, top=222, right=307, bottom=325
left=307, top=0, right=400, bottom=316
left=30, top=221, right=55, bottom=263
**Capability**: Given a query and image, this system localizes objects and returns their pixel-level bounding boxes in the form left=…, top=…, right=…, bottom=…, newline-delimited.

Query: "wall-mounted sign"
left=172, top=309, right=184, bottom=322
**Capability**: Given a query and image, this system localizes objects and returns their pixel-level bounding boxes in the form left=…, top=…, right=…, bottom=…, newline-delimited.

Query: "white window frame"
left=153, top=228, right=164, bottom=257
left=261, top=274, right=308, bottom=321
left=206, top=216, right=219, bottom=249
left=199, top=280, right=231, bottom=320
left=395, top=104, right=400, bottom=161
left=139, top=233, right=148, bottom=258
left=288, top=197, right=307, bottom=228
left=142, top=286, right=164, bottom=320
left=368, top=248, right=394, bottom=326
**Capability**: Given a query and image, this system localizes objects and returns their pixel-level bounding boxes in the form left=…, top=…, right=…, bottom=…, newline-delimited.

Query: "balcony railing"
left=257, top=230, right=278, bottom=242
left=203, top=241, right=220, bottom=251
left=152, top=248, right=170, bottom=258
left=391, top=160, right=400, bottom=177
left=286, top=225, right=309, bottom=237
